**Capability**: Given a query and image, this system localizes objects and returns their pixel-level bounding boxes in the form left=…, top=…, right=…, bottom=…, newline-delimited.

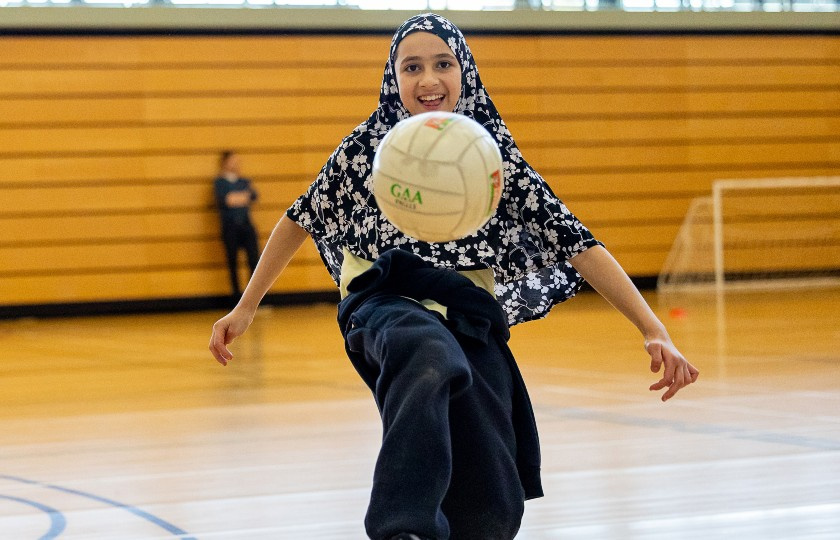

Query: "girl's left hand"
left=646, top=338, right=699, bottom=402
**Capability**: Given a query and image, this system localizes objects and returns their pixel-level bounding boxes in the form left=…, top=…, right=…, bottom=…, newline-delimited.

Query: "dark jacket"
left=214, top=176, right=257, bottom=227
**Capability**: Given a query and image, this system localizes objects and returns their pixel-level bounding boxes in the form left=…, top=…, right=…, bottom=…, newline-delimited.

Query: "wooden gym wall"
left=0, top=32, right=838, bottom=310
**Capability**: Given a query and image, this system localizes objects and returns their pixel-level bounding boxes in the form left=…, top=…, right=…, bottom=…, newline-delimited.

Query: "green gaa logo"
left=391, top=183, right=423, bottom=209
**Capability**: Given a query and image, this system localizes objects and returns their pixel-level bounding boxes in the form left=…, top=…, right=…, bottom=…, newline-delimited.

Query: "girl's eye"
left=405, top=64, right=419, bottom=72
left=439, top=61, right=453, bottom=69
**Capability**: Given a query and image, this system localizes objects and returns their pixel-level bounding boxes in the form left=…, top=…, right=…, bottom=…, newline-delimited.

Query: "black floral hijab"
left=287, top=13, right=601, bottom=325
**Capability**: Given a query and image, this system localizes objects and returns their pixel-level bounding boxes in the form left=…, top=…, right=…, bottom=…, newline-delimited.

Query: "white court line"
left=522, top=502, right=840, bottom=534
left=539, top=449, right=840, bottom=480
left=666, top=394, right=840, bottom=424
left=537, top=404, right=840, bottom=451
left=537, top=384, right=649, bottom=404
left=524, top=362, right=755, bottom=391
left=125, top=522, right=363, bottom=540
left=0, top=458, right=376, bottom=494
left=532, top=357, right=840, bottom=401
left=539, top=384, right=840, bottom=425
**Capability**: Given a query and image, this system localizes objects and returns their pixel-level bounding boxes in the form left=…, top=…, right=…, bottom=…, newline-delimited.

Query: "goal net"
left=657, top=176, right=840, bottom=293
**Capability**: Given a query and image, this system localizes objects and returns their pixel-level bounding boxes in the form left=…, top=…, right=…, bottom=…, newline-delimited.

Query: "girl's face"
left=394, top=31, right=462, bottom=117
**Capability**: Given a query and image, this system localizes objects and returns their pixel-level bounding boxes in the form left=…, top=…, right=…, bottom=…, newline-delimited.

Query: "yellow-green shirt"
left=339, top=247, right=496, bottom=318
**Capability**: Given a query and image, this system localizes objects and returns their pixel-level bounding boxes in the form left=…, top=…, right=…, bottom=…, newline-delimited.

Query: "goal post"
left=658, top=176, right=840, bottom=294
left=656, top=196, right=715, bottom=292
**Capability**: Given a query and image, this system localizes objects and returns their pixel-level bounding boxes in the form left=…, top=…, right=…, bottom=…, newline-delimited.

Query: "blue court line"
left=0, top=474, right=196, bottom=539
left=0, top=494, right=66, bottom=540
left=542, top=407, right=840, bottom=451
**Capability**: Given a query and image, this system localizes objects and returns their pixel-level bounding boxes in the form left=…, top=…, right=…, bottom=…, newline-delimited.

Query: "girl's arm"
left=209, top=215, right=309, bottom=365
left=569, top=245, right=699, bottom=401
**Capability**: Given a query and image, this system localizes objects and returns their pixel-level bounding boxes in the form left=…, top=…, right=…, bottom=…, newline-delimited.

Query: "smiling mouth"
left=418, top=94, right=445, bottom=108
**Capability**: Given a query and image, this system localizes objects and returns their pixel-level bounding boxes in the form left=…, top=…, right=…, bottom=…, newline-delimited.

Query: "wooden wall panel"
left=5, top=64, right=838, bottom=98
left=4, top=89, right=834, bottom=127
left=3, top=116, right=838, bottom=156
left=0, top=123, right=354, bottom=154
left=0, top=67, right=383, bottom=95
left=0, top=36, right=390, bottom=65
left=0, top=32, right=838, bottom=308
left=0, top=264, right=334, bottom=305
left=468, top=35, right=840, bottom=62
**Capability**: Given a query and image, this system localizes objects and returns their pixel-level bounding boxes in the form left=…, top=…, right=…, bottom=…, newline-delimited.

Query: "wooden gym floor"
left=1, top=287, right=838, bottom=539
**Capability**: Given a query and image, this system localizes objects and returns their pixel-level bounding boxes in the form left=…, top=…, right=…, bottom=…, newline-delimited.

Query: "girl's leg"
left=441, top=334, right=525, bottom=540
left=346, top=296, right=471, bottom=540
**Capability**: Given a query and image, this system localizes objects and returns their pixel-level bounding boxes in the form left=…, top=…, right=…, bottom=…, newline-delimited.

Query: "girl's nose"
left=419, top=71, right=438, bottom=88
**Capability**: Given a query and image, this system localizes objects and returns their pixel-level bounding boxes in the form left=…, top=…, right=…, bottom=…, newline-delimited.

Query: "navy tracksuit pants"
left=221, top=220, right=259, bottom=297
left=344, top=294, right=525, bottom=540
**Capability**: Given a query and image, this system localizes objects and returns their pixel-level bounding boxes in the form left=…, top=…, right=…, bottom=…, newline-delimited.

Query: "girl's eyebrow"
left=399, top=53, right=457, bottom=66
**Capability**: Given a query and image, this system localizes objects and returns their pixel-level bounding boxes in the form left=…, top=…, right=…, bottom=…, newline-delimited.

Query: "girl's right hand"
left=209, top=308, right=255, bottom=366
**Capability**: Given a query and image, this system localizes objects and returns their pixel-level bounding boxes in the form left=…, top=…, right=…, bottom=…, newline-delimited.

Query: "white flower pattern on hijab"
left=287, top=13, right=601, bottom=325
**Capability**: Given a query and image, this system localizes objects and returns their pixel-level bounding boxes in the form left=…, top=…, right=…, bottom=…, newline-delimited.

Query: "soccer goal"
left=657, top=176, right=840, bottom=293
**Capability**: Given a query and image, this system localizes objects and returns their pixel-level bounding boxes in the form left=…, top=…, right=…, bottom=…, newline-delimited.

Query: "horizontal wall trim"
left=1, top=85, right=838, bottom=102
left=508, top=110, right=840, bottom=122
left=2, top=134, right=837, bottom=161
left=0, top=284, right=632, bottom=320
left=0, top=117, right=363, bottom=129
left=0, top=84, right=840, bottom=100
left=538, top=160, right=840, bottom=175
left=0, top=145, right=335, bottom=160
left=3, top=109, right=837, bottom=131
left=0, top=175, right=307, bottom=189
left=2, top=159, right=837, bottom=190
left=0, top=8, right=838, bottom=35
left=0, top=234, right=220, bottom=249
left=0, top=291, right=341, bottom=320
left=2, top=215, right=834, bottom=250
left=1, top=60, right=838, bottom=71
left=0, top=278, right=659, bottom=320
left=2, top=160, right=837, bottom=197
left=0, top=258, right=314, bottom=279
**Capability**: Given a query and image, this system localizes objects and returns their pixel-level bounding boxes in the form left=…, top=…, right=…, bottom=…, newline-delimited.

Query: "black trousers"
left=221, top=221, right=259, bottom=297
left=344, top=294, right=525, bottom=540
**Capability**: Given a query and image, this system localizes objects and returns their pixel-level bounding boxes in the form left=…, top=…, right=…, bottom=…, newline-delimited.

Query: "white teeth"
left=419, top=95, right=443, bottom=102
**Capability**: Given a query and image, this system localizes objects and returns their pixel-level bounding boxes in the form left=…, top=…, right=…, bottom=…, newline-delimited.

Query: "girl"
left=209, top=13, right=698, bottom=540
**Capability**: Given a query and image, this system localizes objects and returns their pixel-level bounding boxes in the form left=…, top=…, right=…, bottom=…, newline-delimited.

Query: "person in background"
left=214, top=150, right=260, bottom=299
